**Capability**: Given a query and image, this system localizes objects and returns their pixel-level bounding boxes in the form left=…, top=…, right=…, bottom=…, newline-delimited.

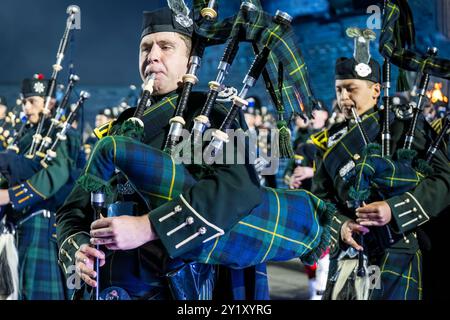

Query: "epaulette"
left=310, top=129, right=328, bottom=151
left=431, top=118, right=443, bottom=135
left=93, top=120, right=114, bottom=139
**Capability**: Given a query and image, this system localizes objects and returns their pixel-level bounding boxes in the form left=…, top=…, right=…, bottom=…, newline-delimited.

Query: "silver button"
left=186, top=216, right=194, bottom=225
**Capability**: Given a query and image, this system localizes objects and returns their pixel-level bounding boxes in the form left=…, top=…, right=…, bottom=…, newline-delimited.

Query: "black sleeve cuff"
left=8, top=180, right=45, bottom=211
left=58, top=231, right=91, bottom=276
left=149, top=194, right=225, bottom=258
left=386, top=192, right=430, bottom=234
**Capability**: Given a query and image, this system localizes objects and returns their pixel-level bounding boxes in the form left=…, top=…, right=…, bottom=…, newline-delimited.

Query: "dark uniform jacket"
left=56, top=91, right=263, bottom=296
left=5, top=121, right=81, bottom=214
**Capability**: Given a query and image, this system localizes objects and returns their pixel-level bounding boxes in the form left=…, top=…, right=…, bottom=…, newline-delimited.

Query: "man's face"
left=139, top=32, right=190, bottom=95
left=310, top=109, right=329, bottom=130
left=23, top=96, right=45, bottom=124
left=335, top=79, right=380, bottom=119
left=295, top=115, right=309, bottom=129
left=95, top=114, right=111, bottom=128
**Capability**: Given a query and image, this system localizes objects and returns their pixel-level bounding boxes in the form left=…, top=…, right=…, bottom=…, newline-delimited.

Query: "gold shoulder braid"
left=93, top=120, right=114, bottom=139
left=310, top=129, right=329, bottom=151
left=431, top=118, right=443, bottom=135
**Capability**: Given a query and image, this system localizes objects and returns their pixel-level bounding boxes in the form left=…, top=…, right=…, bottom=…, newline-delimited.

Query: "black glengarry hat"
left=141, top=7, right=193, bottom=39
left=335, top=57, right=381, bottom=84
left=21, top=78, right=51, bottom=98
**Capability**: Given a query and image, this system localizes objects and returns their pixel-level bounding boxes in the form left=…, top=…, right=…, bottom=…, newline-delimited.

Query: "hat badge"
left=355, top=63, right=372, bottom=77
left=168, top=0, right=193, bottom=28
left=175, top=13, right=193, bottom=28
left=33, top=82, right=46, bottom=94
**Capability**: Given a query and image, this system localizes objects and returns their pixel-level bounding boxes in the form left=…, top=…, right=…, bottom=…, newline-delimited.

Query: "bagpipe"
left=0, top=4, right=85, bottom=180
left=25, top=5, right=81, bottom=160
left=77, top=0, right=333, bottom=280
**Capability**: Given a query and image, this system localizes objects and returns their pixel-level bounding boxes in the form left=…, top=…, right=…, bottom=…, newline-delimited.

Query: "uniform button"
left=174, top=205, right=182, bottom=212
left=198, top=227, right=207, bottom=235
left=413, top=208, right=417, bottom=212
left=186, top=216, right=194, bottom=225
left=405, top=198, right=410, bottom=203
left=353, top=154, right=361, bottom=161
left=418, top=215, right=423, bottom=219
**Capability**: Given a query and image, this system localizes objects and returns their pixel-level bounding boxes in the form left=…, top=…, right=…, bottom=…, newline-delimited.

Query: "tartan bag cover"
left=78, top=135, right=333, bottom=267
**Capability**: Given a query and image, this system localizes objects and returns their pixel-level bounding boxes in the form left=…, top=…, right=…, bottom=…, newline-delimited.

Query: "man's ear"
left=372, top=83, right=381, bottom=99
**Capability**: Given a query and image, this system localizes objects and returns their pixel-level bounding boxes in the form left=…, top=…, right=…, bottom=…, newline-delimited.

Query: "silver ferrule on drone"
left=216, top=61, right=231, bottom=85
left=239, top=76, right=256, bottom=98
left=168, top=122, right=184, bottom=141
left=203, top=137, right=225, bottom=164
left=189, top=56, right=202, bottom=75
left=274, top=10, right=293, bottom=25
left=91, top=192, right=106, bottom=208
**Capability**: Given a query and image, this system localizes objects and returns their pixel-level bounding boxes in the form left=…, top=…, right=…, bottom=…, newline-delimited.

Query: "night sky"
left=0, top=0, right=174, bottom=85
left=1, top=0, right=449, bottom=113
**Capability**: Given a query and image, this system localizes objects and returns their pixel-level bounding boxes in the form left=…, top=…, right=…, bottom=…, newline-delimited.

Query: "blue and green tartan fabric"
left=229, top=263, right=269, bottom=300
left=350, top=144, right=424, bottom=202
left=326, top=249, right=423, bottom=300
left=369, top=250, right=423, bottom=300
left=77, top=135, right=333, bottom=267
left=185, top=187, right=331, bottom=267
left=380, top=0, right=450, bottom=80
left=17, top=214, right=67, bottom=300
left=79, top=135, right=196, bottom=208
left=193, top=0, right=318, bottom=118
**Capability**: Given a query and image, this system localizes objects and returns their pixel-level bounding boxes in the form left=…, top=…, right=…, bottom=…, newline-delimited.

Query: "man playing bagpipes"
left=311, top=41, right=450, bottom=299
left=0, top=77, right=82, bottom=300
left=57, top=1, right=333, bottom=300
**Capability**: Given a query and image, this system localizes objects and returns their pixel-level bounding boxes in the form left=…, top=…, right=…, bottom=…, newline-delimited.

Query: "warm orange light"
left=426, top=82, right=448, bottom=104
